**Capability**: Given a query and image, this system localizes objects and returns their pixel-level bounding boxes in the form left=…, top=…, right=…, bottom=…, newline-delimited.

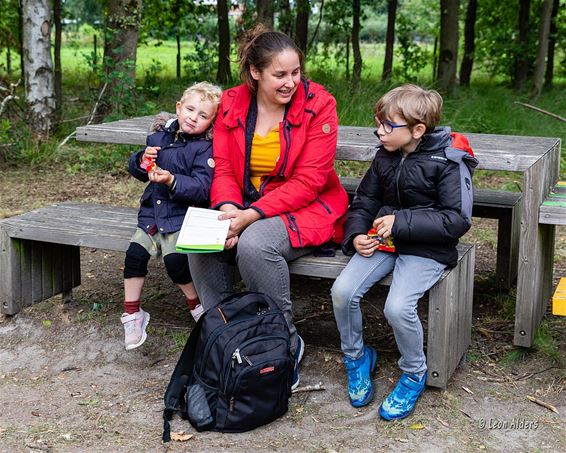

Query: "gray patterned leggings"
left=188, top=216, right=313, bottom=353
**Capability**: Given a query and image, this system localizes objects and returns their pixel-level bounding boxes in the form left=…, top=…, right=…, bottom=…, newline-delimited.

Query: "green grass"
left=1, top=40, right=564, bottom=176
left=501, top=320, right=563, bottom=366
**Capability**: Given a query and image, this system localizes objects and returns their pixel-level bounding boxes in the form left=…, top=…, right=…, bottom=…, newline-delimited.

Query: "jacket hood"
left=419, top=126, right=453, bottom=152
left=149, top=111, right=177, bottom=133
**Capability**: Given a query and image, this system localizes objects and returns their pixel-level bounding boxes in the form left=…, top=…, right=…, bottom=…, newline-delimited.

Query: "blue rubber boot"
left=379, top=371, right=427, bottom=420
left=343, top=345, right=377, bottom=407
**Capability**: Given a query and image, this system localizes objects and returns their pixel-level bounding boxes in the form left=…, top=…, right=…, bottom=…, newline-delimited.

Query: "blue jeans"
left=331, top=252, right=446, bottom=375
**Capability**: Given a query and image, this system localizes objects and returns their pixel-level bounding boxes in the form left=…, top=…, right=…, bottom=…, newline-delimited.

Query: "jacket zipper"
left=279, top=121, right=292, bottom=176
left=315, top=197, right=332, bottom=214
left=285, top=213, right=302, bottom=247
left=395, top=155, right=407, bottom=207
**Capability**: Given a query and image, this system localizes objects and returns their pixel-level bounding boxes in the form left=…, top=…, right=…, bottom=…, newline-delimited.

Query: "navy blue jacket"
left=129, top=117, right=214, bottom=234
left=343, top=127, right=478, bottom=267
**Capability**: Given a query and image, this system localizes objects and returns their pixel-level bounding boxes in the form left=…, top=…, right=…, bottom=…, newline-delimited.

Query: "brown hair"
left=374, top=84, right=443, bottom=132
left=238, top=24, right=304, bottom=93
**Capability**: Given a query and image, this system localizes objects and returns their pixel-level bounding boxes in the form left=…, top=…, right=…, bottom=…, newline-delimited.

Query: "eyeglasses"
left=374, top=117, right=408, bottom=134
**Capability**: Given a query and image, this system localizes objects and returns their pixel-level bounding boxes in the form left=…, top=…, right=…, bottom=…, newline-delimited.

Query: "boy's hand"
left=142, top=146, right=160, bottom=163
left=353, top=234, right=379, bottom=257
left=372, top=215, right=395, bottom=238
left=148, top=168, right=174, bottom=187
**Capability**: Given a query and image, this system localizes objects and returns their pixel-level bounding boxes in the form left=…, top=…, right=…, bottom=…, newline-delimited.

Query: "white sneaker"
left=190, top=303, right=204, bottom=322
left=121, top=309, right=150, bottom=350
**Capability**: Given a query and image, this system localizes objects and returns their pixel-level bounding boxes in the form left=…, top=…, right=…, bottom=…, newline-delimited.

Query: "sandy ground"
left=0, top=168, right=564, bottom=452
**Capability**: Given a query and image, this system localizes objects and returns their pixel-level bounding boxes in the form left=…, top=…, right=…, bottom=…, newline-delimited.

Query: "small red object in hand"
left=141, top=156, right=156, bottom=172
left=367, top=228, right=396, bottom=253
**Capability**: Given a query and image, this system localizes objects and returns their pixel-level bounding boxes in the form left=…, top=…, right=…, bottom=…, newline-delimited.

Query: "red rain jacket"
left=210, top=81, right=348, bottom=248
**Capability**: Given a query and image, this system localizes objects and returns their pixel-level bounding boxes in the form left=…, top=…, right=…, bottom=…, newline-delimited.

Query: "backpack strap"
left=162, top=315, right=204, bottom=442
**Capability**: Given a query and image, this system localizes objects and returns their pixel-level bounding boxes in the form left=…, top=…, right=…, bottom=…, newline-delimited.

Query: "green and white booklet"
left=176, top=207, right=231, bottom=253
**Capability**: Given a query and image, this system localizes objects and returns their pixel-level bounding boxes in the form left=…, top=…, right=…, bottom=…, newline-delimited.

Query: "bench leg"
left=495, top=205, right=520, bottom=290
left=0, top=231, right=81, bottom=315
left=426, top=245, right=475, bottom=389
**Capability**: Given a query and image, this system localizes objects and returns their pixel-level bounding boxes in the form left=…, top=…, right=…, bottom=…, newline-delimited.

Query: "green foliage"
left=395, top=14, right=430, bottom=81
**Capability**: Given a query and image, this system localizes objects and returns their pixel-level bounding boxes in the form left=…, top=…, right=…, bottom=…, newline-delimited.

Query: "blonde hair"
left=179, top=82, right=222, bottom=139
left=374, top=84, right=443, bottom=132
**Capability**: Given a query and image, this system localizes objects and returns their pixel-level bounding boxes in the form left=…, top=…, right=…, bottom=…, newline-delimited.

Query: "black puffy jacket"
left=343, top=127, right=478, bottom=267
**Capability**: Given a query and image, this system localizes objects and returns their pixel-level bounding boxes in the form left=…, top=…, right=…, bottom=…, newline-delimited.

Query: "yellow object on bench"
left=552, top=278, right=566, bottom=316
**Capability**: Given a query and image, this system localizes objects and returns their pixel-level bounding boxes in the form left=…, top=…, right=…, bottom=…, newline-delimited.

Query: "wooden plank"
left=20, top=239, right=33, bottom=308
left=0, top=228, right=22, bottom=315
left=41, top=243, right=54, bottom=301
left=75, top=118, right=560, bottom=172
left=539, top=205, right=566, bottom=225
left=31, top=241, right=43, bottom=304
left=51, top=242, right=63, bottom=296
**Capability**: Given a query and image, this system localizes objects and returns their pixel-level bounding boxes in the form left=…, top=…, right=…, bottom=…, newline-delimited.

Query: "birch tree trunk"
left=22, top=0, right=55, bottom=138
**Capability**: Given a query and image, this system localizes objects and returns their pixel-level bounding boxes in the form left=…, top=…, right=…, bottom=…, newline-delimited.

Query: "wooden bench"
left=0, top=202, right=474, bottom=389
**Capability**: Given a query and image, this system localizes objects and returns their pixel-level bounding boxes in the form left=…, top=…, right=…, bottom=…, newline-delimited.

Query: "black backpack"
left=162, top=292, right=294, bottom=441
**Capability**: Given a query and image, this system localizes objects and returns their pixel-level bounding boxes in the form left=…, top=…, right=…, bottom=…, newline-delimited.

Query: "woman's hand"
left=353, top=234, right=379, bottom=257
left=218, top=208, right=261, bottom=238
left=372, top=215, right=395, bottom=238
left=148, top=168, right=174, bottom=187
left=224, top=236, right=239, bottom=250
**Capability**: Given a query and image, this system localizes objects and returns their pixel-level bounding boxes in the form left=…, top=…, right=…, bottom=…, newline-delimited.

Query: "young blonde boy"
left=121, top=82, right=222, bottom=350
left=332, top=84, right=478, bottom=419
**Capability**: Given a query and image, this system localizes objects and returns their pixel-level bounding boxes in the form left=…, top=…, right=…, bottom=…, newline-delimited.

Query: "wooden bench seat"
left=0, top=202, right=475, bottom=388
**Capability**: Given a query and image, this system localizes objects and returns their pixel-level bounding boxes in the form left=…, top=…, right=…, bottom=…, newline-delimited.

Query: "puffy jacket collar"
left=221, top=79, right=311, bottom=128
left=419, top=127, right=452, bottom=152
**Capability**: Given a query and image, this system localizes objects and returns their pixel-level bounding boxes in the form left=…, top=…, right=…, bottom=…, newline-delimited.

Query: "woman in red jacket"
left=188, top=26, right=348, bottom=389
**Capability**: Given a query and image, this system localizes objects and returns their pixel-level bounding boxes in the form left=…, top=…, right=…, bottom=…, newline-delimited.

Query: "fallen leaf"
left=31, top=411, right=40, bottom=417
left=42, top=320, right=52, bottom=328
left=170, top=431, right=193, bottom=442
left=295, top=406, right=304, bottom=413
left=395, top=438, right=409, bottom=443
left=78, top=398, right=99, bottom=406
left=462, top=386, right=474, bottom=395
left=409, top=422, right=425, bottom=430
left=62, top=433, right=72, bottom=441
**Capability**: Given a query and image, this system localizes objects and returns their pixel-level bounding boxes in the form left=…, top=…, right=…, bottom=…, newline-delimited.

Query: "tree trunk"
left=18, top=0, right=24, bottom=78
left=295, top=0, right=310, bottom=55
left=256, top=0, right=274, bottom=28
left=351, top=0, right=362, bottom=90
left=176, top=34, right=181, bottom=80
left=345, top=36, right=350, bottom=80
left=278, top=0, right=293, bottom=36
left=22, top=0, right=55, bottom=138
left=382, top=0, right=397, bottom=82
left=459, top=0, right=477, bottom=87
left=6, top=34, right=11, bottom=76
left=544, top=0, right=559, bottom=89
left=513, top=0, right=530, bottom=90
left=95, top=0, right=141, bottom=120
left=531, top=0, right=553, bottom=99
left=217, top=0, right=231, bottom=84
left=437, top=0, right=460, bottom=94
left=53, top=0, right=63, bottom=126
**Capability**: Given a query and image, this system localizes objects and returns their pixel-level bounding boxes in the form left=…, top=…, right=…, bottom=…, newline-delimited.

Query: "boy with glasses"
left=331, top=84, right=478, bottom=419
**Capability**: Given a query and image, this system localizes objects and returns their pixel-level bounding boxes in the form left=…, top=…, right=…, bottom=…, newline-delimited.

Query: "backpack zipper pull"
left=243, top=354, right=253, bottom=366
left=233, top=349, right=242, bottom=364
